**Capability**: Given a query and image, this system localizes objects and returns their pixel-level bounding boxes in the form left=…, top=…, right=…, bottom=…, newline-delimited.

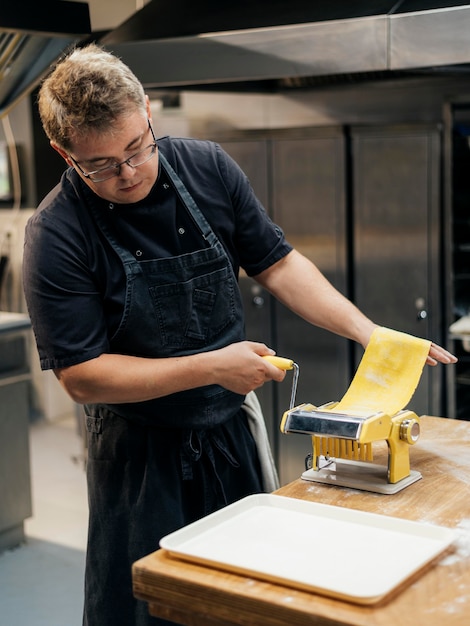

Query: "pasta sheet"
left=333, top=327, right=431, bottom=416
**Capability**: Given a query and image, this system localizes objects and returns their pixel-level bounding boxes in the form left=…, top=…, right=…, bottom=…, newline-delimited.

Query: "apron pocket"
left=150, top=266, right=237, bottom=348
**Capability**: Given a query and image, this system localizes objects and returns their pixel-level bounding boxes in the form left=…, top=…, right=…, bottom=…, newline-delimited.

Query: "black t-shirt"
left=23, top=136, right=292, bottom=370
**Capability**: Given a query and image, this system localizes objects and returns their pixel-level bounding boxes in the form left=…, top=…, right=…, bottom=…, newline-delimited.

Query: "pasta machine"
left=264, top=346, right=423, bottom=495
left=280, top=402, right=422, bottom=494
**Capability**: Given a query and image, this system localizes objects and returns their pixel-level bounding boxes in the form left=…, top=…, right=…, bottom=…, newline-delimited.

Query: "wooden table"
left=133, top=416, right=470, bottom=625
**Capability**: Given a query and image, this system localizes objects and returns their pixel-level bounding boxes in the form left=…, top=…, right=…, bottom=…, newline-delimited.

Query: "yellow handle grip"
left=262, top=355, right=294, bottom=370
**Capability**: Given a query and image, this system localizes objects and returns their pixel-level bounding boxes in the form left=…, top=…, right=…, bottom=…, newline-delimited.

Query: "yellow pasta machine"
left=264, top=325, right=430, bottom=495
left=280, top=402, right=422, bottom=494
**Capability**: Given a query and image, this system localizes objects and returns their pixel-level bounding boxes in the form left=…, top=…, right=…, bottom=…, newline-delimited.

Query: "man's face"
left=65, top=109, right=159, bottom=205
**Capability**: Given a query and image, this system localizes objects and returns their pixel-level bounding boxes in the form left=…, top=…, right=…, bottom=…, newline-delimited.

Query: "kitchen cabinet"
left=0, top=312, right=32, bottom=552
left=446, top=108, right=470, bottom=420
left=351, top=124, right=442, bottom=416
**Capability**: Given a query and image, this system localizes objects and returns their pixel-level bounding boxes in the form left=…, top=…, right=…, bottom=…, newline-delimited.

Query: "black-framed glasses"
left=69, top=120, right=157, bottom=183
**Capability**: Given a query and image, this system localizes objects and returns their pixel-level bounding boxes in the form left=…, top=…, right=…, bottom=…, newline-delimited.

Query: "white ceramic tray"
left=160, top=493, right=455, bottom=605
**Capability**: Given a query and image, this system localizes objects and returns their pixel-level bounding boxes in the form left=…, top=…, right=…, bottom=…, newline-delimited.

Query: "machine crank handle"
left=262, top=355, right=295, bottom=370
left=262, top=355, right=300, bottom=410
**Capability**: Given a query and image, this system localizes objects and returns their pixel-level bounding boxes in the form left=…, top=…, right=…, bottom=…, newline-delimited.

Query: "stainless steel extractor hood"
left=101, top=0, right=470, bottom=90
left=0, top=1, right=91, bottom=117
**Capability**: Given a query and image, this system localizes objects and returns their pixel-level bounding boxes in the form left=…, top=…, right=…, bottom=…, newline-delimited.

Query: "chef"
left=22, top=43, right=457, bottom=626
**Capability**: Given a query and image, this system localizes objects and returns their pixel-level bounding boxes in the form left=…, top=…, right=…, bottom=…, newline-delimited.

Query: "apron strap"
left=159, top=152, right=218, bottom=247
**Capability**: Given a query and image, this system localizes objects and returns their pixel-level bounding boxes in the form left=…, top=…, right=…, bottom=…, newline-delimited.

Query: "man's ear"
left=51, top=141, right=73, bottom=166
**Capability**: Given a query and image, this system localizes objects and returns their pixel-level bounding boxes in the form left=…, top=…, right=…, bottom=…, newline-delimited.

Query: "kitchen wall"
left=150, top=73, right=470, bottom=138
left=150, top=90, right=337, bottom=138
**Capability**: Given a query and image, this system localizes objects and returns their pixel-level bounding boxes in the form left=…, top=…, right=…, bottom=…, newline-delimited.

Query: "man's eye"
left=91, top=159, right=113, bottom=169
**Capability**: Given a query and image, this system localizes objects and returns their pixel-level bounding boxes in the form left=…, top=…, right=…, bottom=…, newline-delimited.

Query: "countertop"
left=132, top=416, right=470, bottom=626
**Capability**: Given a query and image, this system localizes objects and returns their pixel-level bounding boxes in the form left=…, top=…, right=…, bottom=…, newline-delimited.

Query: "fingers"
left=262, top=359, right=287, bottom=383
left=427, top=343, right=458, bottom=366
left=243, top=344, right=288, bottom=384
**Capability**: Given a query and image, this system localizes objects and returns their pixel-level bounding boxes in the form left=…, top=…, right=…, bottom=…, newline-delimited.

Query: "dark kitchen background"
left=2, top=0, right=470, bottom=497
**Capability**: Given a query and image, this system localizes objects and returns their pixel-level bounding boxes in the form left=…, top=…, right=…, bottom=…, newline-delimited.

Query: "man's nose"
left=118, top=160, right=136, bottom=179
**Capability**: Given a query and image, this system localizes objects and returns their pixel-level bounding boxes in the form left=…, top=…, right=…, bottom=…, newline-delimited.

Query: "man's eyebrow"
left=84, top=129, right=146, bottom=164
left=124, top=129, right=146, bottom=151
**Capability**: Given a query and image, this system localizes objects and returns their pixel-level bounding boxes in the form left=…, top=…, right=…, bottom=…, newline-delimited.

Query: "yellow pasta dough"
left=333, top=327, right=431, bottom=416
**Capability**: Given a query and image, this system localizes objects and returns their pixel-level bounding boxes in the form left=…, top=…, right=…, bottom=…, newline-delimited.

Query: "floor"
left=0, top=415, right=88, bottom=626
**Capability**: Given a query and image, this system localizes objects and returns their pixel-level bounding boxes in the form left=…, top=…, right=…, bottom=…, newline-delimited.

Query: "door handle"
left=415, top=297, right=427, bottom=321
left=252, top=295, right=265, bottom=308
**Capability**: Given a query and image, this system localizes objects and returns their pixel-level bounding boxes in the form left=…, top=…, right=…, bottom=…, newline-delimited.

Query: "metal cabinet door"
left=271, top=130, right=349, bottom=485
left=351, top=125, right=442, bottom=416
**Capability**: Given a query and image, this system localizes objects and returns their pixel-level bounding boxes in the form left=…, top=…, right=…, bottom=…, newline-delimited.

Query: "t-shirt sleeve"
left=23, top=206, right=110, bottom=370
left=214, top=144, right=293, bottom=276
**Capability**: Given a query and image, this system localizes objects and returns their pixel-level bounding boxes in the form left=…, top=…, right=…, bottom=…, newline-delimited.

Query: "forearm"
left=256, top=250, right=377, bottom=348
left=55, top=352, right=213, bottom=404
left=54, top=341, right=287, bottom=405
left=256, top=250, right=456, bottom=366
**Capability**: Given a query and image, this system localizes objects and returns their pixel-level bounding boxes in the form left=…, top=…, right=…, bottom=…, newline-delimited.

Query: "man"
left=22, top=44, right=456, bottom=626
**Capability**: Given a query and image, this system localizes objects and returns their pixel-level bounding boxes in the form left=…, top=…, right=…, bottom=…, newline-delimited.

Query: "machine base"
left=301, top=458, right=422, bottom=494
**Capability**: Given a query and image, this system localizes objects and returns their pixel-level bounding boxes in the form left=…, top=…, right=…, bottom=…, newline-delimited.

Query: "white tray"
left=160, top=493, right=455, bottom=605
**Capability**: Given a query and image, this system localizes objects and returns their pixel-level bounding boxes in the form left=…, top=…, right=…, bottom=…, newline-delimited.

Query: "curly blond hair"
left=38, top=43, right=146, bottom=150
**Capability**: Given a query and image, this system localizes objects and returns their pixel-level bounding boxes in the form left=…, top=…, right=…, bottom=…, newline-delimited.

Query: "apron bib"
left=84, top=151, right=246, bottom=428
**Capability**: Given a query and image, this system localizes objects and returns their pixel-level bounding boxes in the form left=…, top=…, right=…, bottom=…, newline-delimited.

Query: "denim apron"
left=80, top=153, right=263, bottom=626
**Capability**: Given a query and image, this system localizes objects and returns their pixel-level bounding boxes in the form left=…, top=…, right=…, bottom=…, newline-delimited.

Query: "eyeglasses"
left=69, top=120, right=157, bottom=183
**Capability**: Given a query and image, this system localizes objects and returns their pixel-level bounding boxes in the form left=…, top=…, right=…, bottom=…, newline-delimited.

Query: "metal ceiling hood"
left=0, top=1, right=91, bottom=117
left=101, top=0, right=470, bottom=89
